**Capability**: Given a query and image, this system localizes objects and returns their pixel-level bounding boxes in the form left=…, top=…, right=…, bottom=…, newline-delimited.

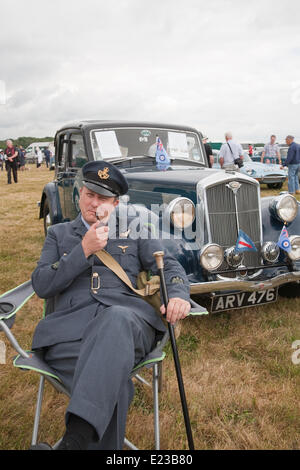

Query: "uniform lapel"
left=71, top=214, right=88, bottom=238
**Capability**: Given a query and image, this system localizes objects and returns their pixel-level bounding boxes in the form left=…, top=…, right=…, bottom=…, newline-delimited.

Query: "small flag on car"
left=235, top=229, right=257, bottom=252
left=277, top=224, right=291, bottom=252
left=155, top=137, right=170, bottom=170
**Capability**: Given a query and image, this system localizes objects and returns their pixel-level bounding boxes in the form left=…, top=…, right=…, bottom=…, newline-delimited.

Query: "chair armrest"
left=0, top=280, right=34, bottom=325
left=189, top=299, right=209, bottom=316
left=0, top=280, right=35, bottom=357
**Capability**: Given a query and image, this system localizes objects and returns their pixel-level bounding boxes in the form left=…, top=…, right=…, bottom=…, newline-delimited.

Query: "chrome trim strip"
left=216, top=269, right=263, bottom=281
left=190, top=271, right=300, bottom=294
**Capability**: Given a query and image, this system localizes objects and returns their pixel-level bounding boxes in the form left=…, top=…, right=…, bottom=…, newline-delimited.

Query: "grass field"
left=0, top=164, right=300, bottom=450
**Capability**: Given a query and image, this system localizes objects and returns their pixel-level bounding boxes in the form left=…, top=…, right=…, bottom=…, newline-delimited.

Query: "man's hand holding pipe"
left=82, top=223, right=109, bottom=258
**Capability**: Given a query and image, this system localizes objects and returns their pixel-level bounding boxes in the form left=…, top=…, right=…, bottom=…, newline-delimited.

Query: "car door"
left=64, top=133, right=88, bottom=221
left=56, top=131, right=88, bottom=221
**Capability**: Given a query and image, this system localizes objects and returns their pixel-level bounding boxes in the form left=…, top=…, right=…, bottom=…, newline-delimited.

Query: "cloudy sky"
left=1, top=0, right=300, bottom=143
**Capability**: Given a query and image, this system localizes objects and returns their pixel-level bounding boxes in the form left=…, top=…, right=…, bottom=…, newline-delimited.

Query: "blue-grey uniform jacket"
left=31, top=214, right=190, bottom=349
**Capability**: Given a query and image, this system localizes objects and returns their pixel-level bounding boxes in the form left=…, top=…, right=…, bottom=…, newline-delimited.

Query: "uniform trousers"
left=43, top=305, right=157, bottom=450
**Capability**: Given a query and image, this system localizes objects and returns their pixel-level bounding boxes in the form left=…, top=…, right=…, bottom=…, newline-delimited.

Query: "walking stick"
left=153, top=251, right=195, bottom=450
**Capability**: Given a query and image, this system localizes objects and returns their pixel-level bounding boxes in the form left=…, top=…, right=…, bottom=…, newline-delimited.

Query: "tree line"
left=0, top=136, right=54, bottom=150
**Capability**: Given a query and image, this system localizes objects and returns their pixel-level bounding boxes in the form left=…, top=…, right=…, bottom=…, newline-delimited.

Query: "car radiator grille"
left=206, top=181, right=261, bottom=275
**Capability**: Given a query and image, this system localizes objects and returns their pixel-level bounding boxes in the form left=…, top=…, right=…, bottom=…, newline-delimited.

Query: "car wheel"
left=43, top=199, right=52, bottom=236
left=267, top=183, right=283, bottom=189
left=279, top=283, right=300, bottom=298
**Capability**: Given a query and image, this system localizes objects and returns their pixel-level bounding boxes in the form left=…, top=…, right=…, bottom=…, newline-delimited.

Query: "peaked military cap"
left=82, top=161, right=128, bottom=197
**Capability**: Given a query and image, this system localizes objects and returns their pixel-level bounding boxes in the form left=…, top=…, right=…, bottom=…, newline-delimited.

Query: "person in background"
left=283, top=135, right=300, bottom=195
left=18, top=145, right=26, bottom=171
left=4, top=139, right=18, bottom=184
left=261, top=135, right=281, bottom=164
left=202, top=136, right=214, bottom=168
left=15, top=145, right=21, bottom=170
left=49, top=151, right=55, bottom=170
left=44, top=147, right=51, bottom=168
left=0, top=149, right=4, bottom=171
left=248, top=144, right=253, bottom=158
left=219, top=132, right=244, bottom=171
left=36, top=147, right=43, bottom=169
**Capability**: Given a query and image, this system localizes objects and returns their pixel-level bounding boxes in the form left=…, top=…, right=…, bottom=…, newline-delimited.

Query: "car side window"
left=69, top=134, right=88, bottom=168
left=57, top=133, right=68, bottom=169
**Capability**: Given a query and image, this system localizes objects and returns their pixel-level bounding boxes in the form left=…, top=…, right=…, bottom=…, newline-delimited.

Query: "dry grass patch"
left=1, top=166, right=300, bottom=449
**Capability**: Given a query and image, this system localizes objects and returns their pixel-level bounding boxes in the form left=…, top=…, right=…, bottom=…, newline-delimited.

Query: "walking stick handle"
left=153, top=251, right=164, bottom=270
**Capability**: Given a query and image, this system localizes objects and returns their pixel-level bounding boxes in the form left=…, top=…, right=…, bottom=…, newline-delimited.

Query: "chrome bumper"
left=260, top=177, right=286, bottom=184
left=190, top=271, right=300, bottom=295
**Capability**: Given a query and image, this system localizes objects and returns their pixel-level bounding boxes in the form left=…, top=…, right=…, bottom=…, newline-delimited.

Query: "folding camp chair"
left=0, top=281, right=207, bottom=450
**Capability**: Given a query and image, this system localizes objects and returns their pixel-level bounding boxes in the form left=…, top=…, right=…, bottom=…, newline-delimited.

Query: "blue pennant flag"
left=235, top=229, right=257, bottom=253
left=155, top=137, right=170, bottom=171
left=277, top=225, right=291, bottom=252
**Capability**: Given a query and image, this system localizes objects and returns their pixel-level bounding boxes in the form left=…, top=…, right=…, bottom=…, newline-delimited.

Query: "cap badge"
left=98, top=167, right=110, bottom=180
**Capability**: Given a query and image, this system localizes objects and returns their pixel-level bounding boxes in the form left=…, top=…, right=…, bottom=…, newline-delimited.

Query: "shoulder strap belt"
left=95, top=250, right=159, bottom=296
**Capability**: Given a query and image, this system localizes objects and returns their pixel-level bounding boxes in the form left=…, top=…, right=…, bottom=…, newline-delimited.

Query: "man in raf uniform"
left=31, top=161, right=191, bottom=450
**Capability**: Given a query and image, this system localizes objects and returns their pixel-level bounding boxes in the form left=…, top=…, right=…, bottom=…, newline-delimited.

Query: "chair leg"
left=52, top=438, right=63, bottom=449
left=124, top=437, right=139, bottom=450
left=31, top=375, right=45, bottom=446
left=134, top=373, right=151, bottom=387
left=158, top=362, right=163, bottom=393
left=153, top=363, right=160, bottom=450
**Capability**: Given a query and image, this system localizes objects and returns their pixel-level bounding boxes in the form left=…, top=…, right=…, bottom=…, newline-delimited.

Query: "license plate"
left=211, top=288, right=278, bottom=313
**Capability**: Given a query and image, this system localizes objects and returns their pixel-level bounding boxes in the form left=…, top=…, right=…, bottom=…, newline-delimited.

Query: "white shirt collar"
left=81, top=214, right=90, bottom=230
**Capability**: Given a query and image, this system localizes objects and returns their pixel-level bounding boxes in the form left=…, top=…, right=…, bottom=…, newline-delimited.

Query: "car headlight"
left=166, top=197, right=195, bottom=229
left=287, top=236, right=300, bottom=261
left=261, top=241, right=280, bottom=263
left=200, top=244, right=224, bottom=271
left=270, top=194, right=298, bottom=223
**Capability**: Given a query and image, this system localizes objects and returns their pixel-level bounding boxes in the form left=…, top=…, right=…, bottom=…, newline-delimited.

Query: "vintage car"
left=212, top=150, right=288, bottom=189
left=39, top=121, right=300, bottom=314
left=252, top=146, right=300, bottom=181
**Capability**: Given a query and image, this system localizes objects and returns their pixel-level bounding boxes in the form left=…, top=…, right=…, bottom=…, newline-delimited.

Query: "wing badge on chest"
left=118, top=245, right=129, bottom=254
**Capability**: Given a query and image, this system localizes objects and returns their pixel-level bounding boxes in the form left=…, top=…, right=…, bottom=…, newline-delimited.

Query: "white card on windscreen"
left=95, top=131, right=122, bottom=158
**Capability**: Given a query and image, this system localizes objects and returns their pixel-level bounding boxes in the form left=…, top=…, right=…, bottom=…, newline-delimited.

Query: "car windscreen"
left=90, top=127, right=205, bottom=164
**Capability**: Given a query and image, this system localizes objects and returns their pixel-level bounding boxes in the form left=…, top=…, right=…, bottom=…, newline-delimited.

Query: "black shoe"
left=29, top=442, right=53, bottom=450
